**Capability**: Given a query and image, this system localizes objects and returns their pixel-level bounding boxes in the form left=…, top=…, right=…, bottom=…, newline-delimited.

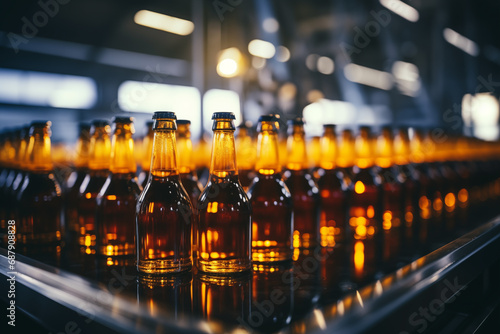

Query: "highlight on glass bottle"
left=196, top=112, right=252, bottom=274
left=284, top=117, right=320, bottom=249
left=17, top=121, right=63, bottom=252
left=247, top=115, right=293, bottom=263
left=77, top=120, right=111, bottom=254
left=136, top=112, right=193, bottom=274
left=97, top=116, right=142, bottom=258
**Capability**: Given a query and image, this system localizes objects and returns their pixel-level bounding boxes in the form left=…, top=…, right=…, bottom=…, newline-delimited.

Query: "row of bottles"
left=2, top=115, right=500, bottom=279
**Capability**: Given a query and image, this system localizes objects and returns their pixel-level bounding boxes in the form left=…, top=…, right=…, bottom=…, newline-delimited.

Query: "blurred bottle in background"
left=235, top=122, right=256, bottom=192
left=138, top=121, right=154, bottom=188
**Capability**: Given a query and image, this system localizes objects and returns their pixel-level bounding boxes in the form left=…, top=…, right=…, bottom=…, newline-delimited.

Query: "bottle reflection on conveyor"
left=284, top=118, right=320, bottom=249
left=249, top=263, right=293, bottom=333
left=319, top=244, right=347, bottom=306
left=96, top=117, right=142, bottom=259
left=291, top=248, right=321, bottom=322
left=17, top=121, right=63, bottom=262
left=192, top=273, right=252, bottom=331
left=137, top=272, right=192, bottom=321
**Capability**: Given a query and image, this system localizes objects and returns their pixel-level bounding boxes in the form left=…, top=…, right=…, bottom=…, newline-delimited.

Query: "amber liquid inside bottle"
left=17, top=122, right=63, bottom=254
left=248, top=118, right=293, bottom=263
left=196, top=114, right=252, bottom=274
left=235, top=125, right=256, bottom=192
left=97, top=119, right=141, bottom=257
left=177, top=121, right=202, bottom=207
left=139, top=121, right=154, bottom=188
left=137, top=115, right=192, bottom=274
left=77, top=122, right=111, bottom=254
left=284, top=121, right=320, bottom=248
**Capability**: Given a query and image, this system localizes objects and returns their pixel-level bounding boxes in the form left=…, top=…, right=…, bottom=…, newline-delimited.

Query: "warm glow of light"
left=458, top=189, right=469, bottom=203
left=134, top=10, right=194, bottom=36
left=354, top=241, right=365, bottom=273
left=85, top=192, right=92, bottom=199
left=367, top=206, right=375, bottom=218
left=106, top=195, right=117, bottom=201
left=356, top=225, right=367, bottom=237
left=354, top=181, right=365, bottom=194
left=344, top=63, right=393, bottom=90
left=380, top=0, right=419, bottom=22
left=443, top=28, right=479, bottom=56
left=419, top=196, right=430, bottom=209
left=405, top=212, right=413, bottom=223
left=207, top=202, right=219, bottom=214
left=248, top=39, right=276, bottom=59
left=106, top=245, right=113, bottom=256
left=433, top=198, right=443, bottom=211
left=445, top=193, right=456, bottom=208
left=216, top=47, right=244, bottom=78
left=84, top=235, right=91, bottom=247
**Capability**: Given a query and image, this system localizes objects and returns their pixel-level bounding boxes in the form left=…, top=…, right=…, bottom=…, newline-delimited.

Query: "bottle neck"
left=27, top=129, right=53, bottom=172
left=89, top=127, right=111, bottom=170
left=110, top=124, right=136, bottom=174
left=210, top=121, right=237, bottom=178
left=235, top=128, right=255, bottom=170
left=150, top=128, right=178, bottom=177
left=177, top=125, right=195, bottom=174
left=355, top=130, right=375, bottom=169
left=74, top=132, right=90, bottom=169
left=337, top=131, right=355, bottom=168
left=286, top=125, right=307, bottom=171
left=320, top=128, right=336, bottom=170
left=256, top=122, right=280, bottom=175
left=394, top=131, right=410, bottom=165
left=141, top=127, right=154, bottom=171
left=375, top=131, right=394, bottom=168
left=17, top=136, right=28, bottom=170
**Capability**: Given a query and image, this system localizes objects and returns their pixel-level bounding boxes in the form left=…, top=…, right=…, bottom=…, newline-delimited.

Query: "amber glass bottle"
left=138, top=121, right=154, bottom=188
left=284, top=118, right=319, bottom=248
left=65, top=123, right=91, bottom=236
left=17, top=121, right=63, bottom=249
left=247, top=115, right=293, bottom=263
left=317, top=124, right=347, bottom=246
left=176, top=120, right=202, bottom=206
left=374, top=127, right=403, bottom=263
left=235, top=123, right=256, bottom=192
left=337, top=129, right=356, bottom=185
left=0, top=129, right=21, bottom=223
left=196, top=112, right=252, bottom=274
left=347, top=126, right=380, bottom=283
left=97, top=117, right=142, bottom=257
left=136, top=112, right=192, bottom=274
left=77, top=120, right=111, bottom=253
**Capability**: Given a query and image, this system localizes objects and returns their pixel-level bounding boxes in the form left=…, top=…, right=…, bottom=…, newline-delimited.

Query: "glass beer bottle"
left=317, top=124, right=348, bottom=246
left=284, top=118, right=320, bottom=248
left=247, top=115, right=293, bottom=263
left=176, top=119, right=202, bottom=206
left=17, top=121, right=63, bottom=251
left=77, top=120, right=111, bottom=253
left=65, top=123, right=91, bottom=236
left=138, top=121, right=154, bottom=188
left=97, top=117, right=142, bottom=257
left=235, top=122, right=256, bottom=192
left=136, top=112, right=192, bottom=274
left=196, top=112, right=252, bottom=274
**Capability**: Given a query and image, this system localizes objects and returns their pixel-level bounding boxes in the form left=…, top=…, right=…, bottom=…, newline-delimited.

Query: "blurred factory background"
left=0, top=0, right=499, bottom=143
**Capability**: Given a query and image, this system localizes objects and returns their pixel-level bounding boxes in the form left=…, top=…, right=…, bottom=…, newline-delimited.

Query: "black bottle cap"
left=287, top=117, right=304, bottom=126
left=258, top=115, right=277, bottom=123
left=177, top=119, right=191, bottom=125
left=113, top=116, right=134, bottom=124
left=212, top=112, right=235, bottom=120
left=91, top=119, right=110, bottom=127
left=153, top=111, right=176, bottom=120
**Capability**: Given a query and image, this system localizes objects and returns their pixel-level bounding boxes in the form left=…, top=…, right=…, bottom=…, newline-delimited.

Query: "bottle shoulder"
left=139, top=176, right=192, bottom=206
left=198, top=176, right=251, bottom=210
left=248, top=173, right=291, bottom=201
left=99, top=173, right=142, bottom=198
left=19, top=172, right=62, bottom=199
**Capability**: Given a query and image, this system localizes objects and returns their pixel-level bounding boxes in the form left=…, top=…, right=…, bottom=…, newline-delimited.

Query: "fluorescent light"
left=317, top=56, right=335, bottom=74
left=216, top=47, right=243, bottom=78
left=276, top=46, right=290, bottom=62
left=0, top=68, right=97, bottom=109
left=248, top=39, right=275, bottom=59
left=443, top=28, right=479, bottom=56
left=134, top=10, right=194, bottom=36
left=306, top=54, right=319, bottom=70
left=262, top=18, right=279, bottom=33
left=379, top=0, right=419, bottom=22
left=392, top=61, right=421, bottom=96
left=344, top=63, right=393, bottom=90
